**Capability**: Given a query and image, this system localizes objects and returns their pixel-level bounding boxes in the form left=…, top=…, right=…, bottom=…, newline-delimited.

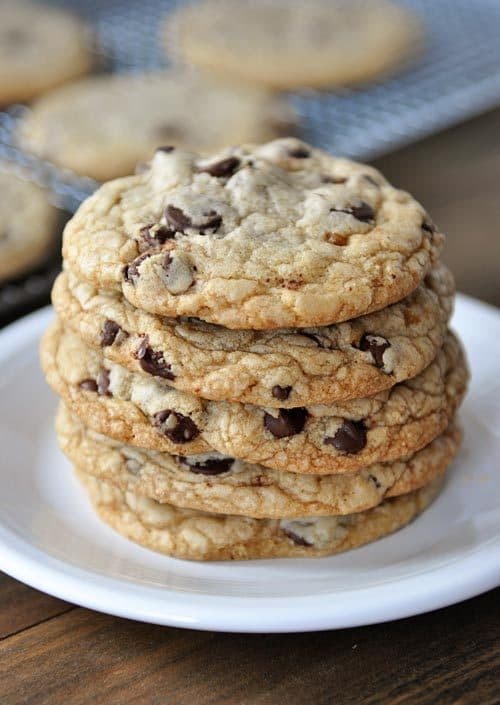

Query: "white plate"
left=0, top=298, right=499, bottom=633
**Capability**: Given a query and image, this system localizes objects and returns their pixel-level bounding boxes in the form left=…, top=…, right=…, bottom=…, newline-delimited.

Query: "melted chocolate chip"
left=123, top=253, right=152, bottom=284
left=264, top=408, right=308, bottom=438
left=180, top=457, right=234, bottom=476
left=358, top=333, right=391, bottom=369
left=331, top=201, right=375, bottom=223
left=140, top=224, right=175, bottom=248
left=288, top=146, right=310, bottom=158
left=79, top=379, right=98, bottom=392
left=153, top=410, right=199, bottom=443
left=100, top=319, right=122, bottom=347
left=283, top=527, right=312, bottom=547
left=272, top=385, right=292, bottom=401
left=135, top=337, right=174, bottom=380
left=96, top=369, right=112, bottom=397
left=198, top=156, right=240, bottom=178
left=325, top=420, right=367, bottom=454
left=165, top=205, right=192, bottom=232
left=156, top=145, right=175, bottom=153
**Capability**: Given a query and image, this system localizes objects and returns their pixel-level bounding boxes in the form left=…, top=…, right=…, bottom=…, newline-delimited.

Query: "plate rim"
left=0, top=299, right=499, bottom=633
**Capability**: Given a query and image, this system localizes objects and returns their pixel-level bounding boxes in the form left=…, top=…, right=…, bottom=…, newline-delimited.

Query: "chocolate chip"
left=96, top=369, right=112, bottom=397
left=180, top=456, right=234, bottom=476
left=165, top=205, right=192, bottom=232
left=272, top=385, right=292, bottom=401
left=288, top=146, right=310, bottom=158
left=135, top=337, right=174, bottom=380
left=422, top=216, right=437, bottom=233
left=100, top=320, right=122, bottom=347
left=79, top=379, right=98, bottom=392
left=198, top=157, right=240, bottom=178
left=322, top=175, right=347, bottom=184
left=123, top=253, right=152, bottom=284
left=140, top=224, right=175, bottom=248
left=331, top=201, right=375, bottom=223
left=283, top=527, right=312, bottom=547
left=198, top=211, right=222, bottom=232
left=264, top=408, right=308, bottom=438
left=153, top=410, right=199, bottom=443
left=325, top=420, right=367, bottom=454
left=156, top=145, right=175, bottom=153
left=358, top=333, right=391, bottom=369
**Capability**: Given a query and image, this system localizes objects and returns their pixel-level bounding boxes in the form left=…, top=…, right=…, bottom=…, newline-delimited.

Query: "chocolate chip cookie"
left=77, top=469, right=445, bottom=561
left=0, top=0, right=92, bottom=105
left=52, top=264, right=454, bottom=406
left=41, top=321, right=468, bottom=474
left=164, top=0, right=422, bottom=90
left=18, top=72, right=296, bottom=181
left=58, top=403, right=461, bottom=520
left=0, top=170, right=59, bottom=283
left=62, top=138, right=443, bottom=329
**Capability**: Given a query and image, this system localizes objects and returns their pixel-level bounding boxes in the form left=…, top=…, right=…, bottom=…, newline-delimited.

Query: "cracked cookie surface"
left=53, top=264, right=454, bottom=406
left=77, top=469, right=445, bottom=561
left=41, top=321, right=468, bottom=474
left=62, top=138, right=443, bottom=329
left=58, top=403, right=461, bottom=519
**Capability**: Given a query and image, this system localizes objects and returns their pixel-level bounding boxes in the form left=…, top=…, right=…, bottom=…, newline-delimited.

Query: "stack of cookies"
left=41, top=138, right=468, bottom=561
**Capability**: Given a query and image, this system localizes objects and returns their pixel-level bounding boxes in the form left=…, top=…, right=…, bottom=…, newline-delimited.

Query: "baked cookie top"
left=59, top=403, right=461, bottom=520
left=18, top=71, right=296, bottom=181
left=53, top=264, right=454, bottom=406
left=62, top=138, right=443, bottom=329
left=42, top=321, right=468, bottom=475
left=165, top=0, right=422, bottom=90
left=0, top=0, right=92, bottom=105
left=0, top=170, right=59, bottom=283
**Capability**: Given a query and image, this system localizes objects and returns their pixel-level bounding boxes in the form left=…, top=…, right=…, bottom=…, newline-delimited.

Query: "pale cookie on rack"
left=18, top=71, right=297, bottom=181
left=0, top=0, right=92, bottom=105
left=164, top=0, right=422, bottom=90
left=41, top=321, right=468, bottom=474
left=52, top=263, right=454, bottom=406
left=62, top=138, right=443, bottom=329
left=58, top=403, right=461, bottom=520
left=0, top=171, right=59, bottom=283
left=77, top=469, right=445, bottom=561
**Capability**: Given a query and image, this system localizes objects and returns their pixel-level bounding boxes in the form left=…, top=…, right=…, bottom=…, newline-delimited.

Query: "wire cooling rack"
left=2, top=0, right=500, bottom=211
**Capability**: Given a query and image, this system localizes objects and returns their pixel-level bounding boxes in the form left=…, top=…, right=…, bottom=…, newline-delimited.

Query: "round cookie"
left=58, top=403, right=461, bottom=520
left=0, top=0, right=92, bottom=105
left=0, top=171, right=59, bottom=283
left=41, top=321, right=468, bottom=474
left=52, top=263, right=454, bottom=406
left=165, top=0, right=422, bottom=90
left=18, top=72, right=297, bottom=181
left=77, top=469, right=445, bottom=561
left=62, top=138, right=444, bottom=329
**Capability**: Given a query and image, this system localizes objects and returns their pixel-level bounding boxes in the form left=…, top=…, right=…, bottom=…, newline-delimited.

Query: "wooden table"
left=1, top=110, right=499, bottom=705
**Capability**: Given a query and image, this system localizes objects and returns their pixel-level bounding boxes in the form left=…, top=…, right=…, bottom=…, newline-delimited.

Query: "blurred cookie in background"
left=0, top=0, right=93, bottom=105
left=0, top=170, right=60, bottom=284
left=164, top=0, right=423, bottom=90
left=17, top=71, right=298, bottom=181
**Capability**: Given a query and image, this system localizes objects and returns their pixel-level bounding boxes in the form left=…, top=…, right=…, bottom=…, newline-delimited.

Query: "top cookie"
left=0, top=0, right=92, bottom=105
left=62, top=138, right=443, bottom=329
left=18, top=71, right=296, bottom=181
left=165, top=0, right=422, bottom=90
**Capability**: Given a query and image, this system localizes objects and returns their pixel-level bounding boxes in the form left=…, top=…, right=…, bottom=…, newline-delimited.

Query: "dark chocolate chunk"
left=324, top=420, right=367, bottom=454
left=156, top=145, right=175, bottom=153
left=153, top=410, right=199, bottom=443
left=180, top=456, right=234, bottom=476
left=263, top=408, right=308, bottom=438
left=198, top=156, right=240, bottom=178
left=135, top=337, right=174, bottom=380
left=288, top=146, right=310, bottom=159
left=100, top=319, right=122, bottom=347
left=123, top=252, right=152, bottom=284
left=422, top=216, right=437, bottom=233
left=272, top=385, right=292, bottom=401
left=96, top=369, right=112, bottom=397
left=140, top=224, right=176, bottom=248
left=330, top=201, right=375, bottom=223
left=165, top=205, right=192, bottom=232
left=358, top=333, right=391, bottom=369
left=79, top=378, right=98, bottom=392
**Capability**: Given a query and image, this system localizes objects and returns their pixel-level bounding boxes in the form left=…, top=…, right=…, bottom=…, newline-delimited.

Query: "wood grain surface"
left=1, top=109, right=499, bottom=705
